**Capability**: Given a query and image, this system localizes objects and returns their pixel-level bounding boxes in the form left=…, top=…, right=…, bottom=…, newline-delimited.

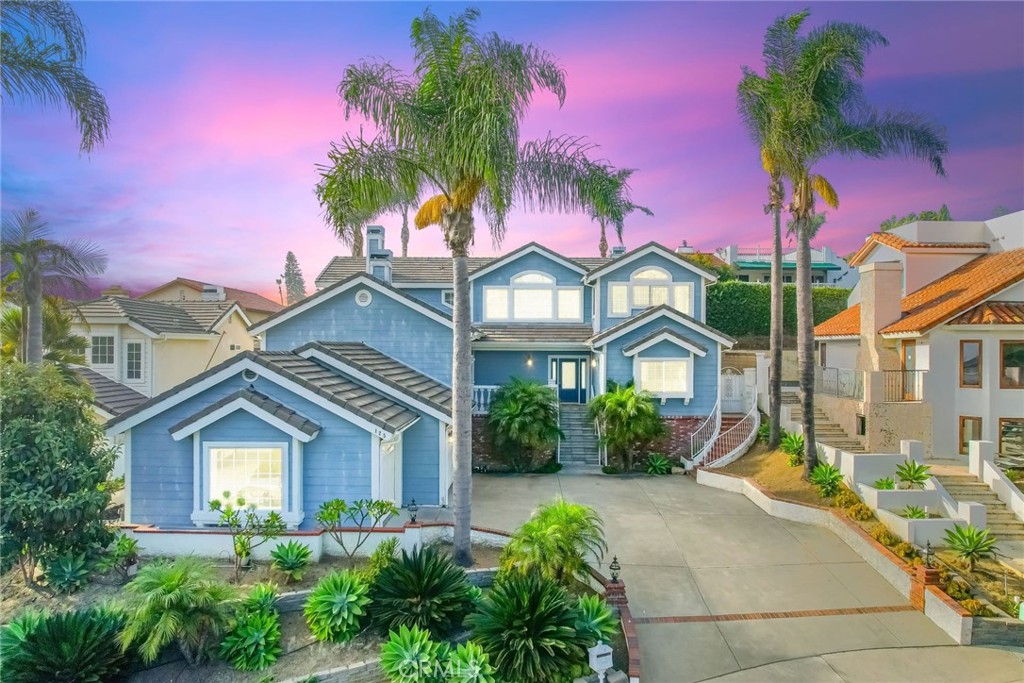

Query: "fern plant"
left=304, top=570, right=371, bottom=643
left=902, top=505, right=928, bottom=519
left=944, top=524, right=998, bottom=572
left=44, top=552, right=90, bottom=593
left=873, top=477, right=895, bottom=490
left=575, top=594, right=618, bottom=645
left=270, top=540, right=312, bottom=583
left=371, top=545, right=473, bottom=637
left=809, top=463, right=843, bottom=498
left=895, top=460, right=931, bottom=489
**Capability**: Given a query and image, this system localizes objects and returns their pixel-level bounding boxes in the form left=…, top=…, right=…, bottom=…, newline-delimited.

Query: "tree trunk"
left=352, top=225, right=364, bottom=257
left=401, top=208, right=410, bottom=258
left=26, top=272, right=44, bottom=365
left=447, top=210, right=475, bottom=567
left=796, top=218, right=818, bottom=476
left=598, top=220, right=608, bottom=258
left=769, top=179, right=784, bottom=448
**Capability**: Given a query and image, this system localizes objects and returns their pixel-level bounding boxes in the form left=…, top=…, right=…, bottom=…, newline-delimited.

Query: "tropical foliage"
left=219, top=583, right=282, bottom=672
left=362, top=536, right=400, bottom=585
left=316, top=498, right=399, bottom=564
left=944, top=524, right=998, bottom=572
left=208, top=494, right=286, bottom=582
left=43, top=552, right=89, bottom=593
left=270, top=540, right=312, bottom=583
left=0, top=300, right=88, bottom=366
left=379, top=625, right=496, bottom=683
left=644, top=453, right=673, bottom=475
left=0, top=361, right=116, bottom=585
left=880, top=204, right=951, bottom=231
left=902, top=505, right=927, bottom=519
left=895, top=460, right=931, bottom=489
left=371, top=545, right=474, bottom=637
left=809, top=462, right=843, bottom=498
left=120, top=557, right=237, bottom=665
left=574, top=594, right=618, bottom=644
left=588, top=382, right=664, bottom=471
left=304, top=570, right=371, bottom=643
left=96, top=533, right=140, bottom=582
left=587, top=165, right=652, bottom=257
left=873, top=477, right=895, bottom=490
left=487, top=378, right=563, bottom=472
left=501, top=498, right=606, bottom=585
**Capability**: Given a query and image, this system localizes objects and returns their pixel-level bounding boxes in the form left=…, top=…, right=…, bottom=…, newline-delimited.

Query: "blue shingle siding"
left=472, top=252, right=590, bottom=325
left=404, top=288, right=449, bottom=312
left=263, top=289, right=452, bottom=383
left=474, top=350, right=551, bottom=385
left=597, top=251, right=707, bottom=330
left=401, top=417, right=439, bottom=506
left=604, top=318, right=719, bottom=417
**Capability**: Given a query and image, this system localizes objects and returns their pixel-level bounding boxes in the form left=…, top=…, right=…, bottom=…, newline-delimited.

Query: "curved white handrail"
left=689, top=399, right=721, bottom=465
left=702, top=398, right=760, bottom=469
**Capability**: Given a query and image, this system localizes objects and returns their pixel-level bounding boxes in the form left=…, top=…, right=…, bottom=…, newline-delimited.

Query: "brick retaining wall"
left=653, top=417, right=704, bottom=461
left=471, top=415, right=555, bottom=472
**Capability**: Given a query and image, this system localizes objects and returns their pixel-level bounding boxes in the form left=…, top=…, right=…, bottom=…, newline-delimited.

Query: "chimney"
left=101, top=284, right=130, bottom=298
left=365, top=225, right=393, bottom=283
left=610, top=245, right=627, bottom=258
left=201, top=284, right=226, bottom=301
left=856, top=261, right=903, bottom=372
left=676, top=240, right=695, bottom=255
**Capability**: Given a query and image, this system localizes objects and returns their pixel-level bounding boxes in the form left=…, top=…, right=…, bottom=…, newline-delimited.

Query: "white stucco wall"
left=904, top=253, right=978, bottom=295
left=822, top=339, right=860, bottom=369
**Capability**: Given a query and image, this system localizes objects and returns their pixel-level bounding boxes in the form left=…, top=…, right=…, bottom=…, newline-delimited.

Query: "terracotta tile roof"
left=814, top=249, right=1024, bottom=337
left=847, top=232, right=989, bottom=266
left=138, top=277, right=284, bottom=313
left=948, top=301, right=1024, bottom=325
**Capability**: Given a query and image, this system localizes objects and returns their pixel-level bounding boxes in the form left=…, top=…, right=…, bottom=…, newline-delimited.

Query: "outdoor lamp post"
left=408, top=498, right=418, bottom=524
left=924, top=541, right=933, bottom=568
left=609, top=555, right=621, bottom=583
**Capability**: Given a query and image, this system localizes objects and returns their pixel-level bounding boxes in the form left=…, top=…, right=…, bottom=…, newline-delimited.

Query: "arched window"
left=483, top=270, right=583, bottom=321
left=607, top=267, right=694, bottom=317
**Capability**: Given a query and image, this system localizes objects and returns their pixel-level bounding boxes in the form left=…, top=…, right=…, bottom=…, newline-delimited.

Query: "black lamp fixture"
left=408, top=498, right=419, bottom=524
left=609, top=555, right=621, bottom=583
left=526, top=353, right=533, bottom=367
left=924, top=541, right=934, bottom=568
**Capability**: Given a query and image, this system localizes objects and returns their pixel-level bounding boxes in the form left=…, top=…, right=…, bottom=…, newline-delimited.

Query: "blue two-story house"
left=107, top=227, right=739, bottom=530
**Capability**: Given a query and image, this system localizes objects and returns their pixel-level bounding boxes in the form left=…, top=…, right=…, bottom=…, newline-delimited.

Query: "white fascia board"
left=584, top=244, right=717, bottom=285
left=159, top=332, right=218, bottom=340
left=211, top=305, right=252, bottom=331
left=170, top=397, right=321, bottom=443
left=298, top=347, right=452, bottom=424
left=623, top=332, right=708, bottom=358
left=879, top=331, right=923, bottom=340
left=471, top=342, right=591, bottom=351
left=125, top=321, right=161, bottom=338
left=813, top=334, right=860, bottom=341
left=469, top=244, right=587, bottom=281
left=249, top=275, right=452, bottom=335
left=396, top=282, right=450, bottom=289
left=592, top=308, right=735, bottom=349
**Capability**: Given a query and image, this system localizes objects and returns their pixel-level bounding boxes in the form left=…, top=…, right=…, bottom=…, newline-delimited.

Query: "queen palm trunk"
left=447, top=209, right=475, bottom=567
left=768, top=177, right=784, bottom=448
left=796, top=219, right=818, bottom=475
left=25, top=270, right=44, bottom=365
left=401, top=209, right=410, bottom=257
left=352, top=226, right=364, bottom=257
left=598, top=219, right=609, bottom=258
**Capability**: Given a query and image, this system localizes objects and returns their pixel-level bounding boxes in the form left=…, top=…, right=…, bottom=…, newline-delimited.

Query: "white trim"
left=123, top=431, right=132, bottom=523
left=125, top=321, right=161, bottom=339
left=170, top=397, right=321, bottom=442
left=593, top=282, right=601, bottom=333
left=159, top=332, right=219, bottom=340
left=249, top=274, right=453, bottom=335
left=598, top=350, right=607, bottom=395
left=623, top=331, right=708, bottom=358
left=396, top=282, right=452, bottom=289
left=192, top=441, right=299, bottom=526
left=291, top=438, right=303, bottom=523
left=299, top=347, right=452, bottom=424
left=814, top=334, right=860, bottom=341
left=371, top=437, right=382, bottom=500
left=591, top=307, right=736, bottom=349
left=633, top=356, right=694, bottom=399
left=471, top=341, right=591, bottom=351
left=211, top=304, right=253, bottom=331
left=193, top=432, right=202, bottom=517
left=441, top=289, right=454, bottom=308
left=438, top=424, right=449, bottom=506
left=584, top=243, right=718, bottom=284
left=481, top=273, right=584, bottom=323
left=468, top=243, right=587, bottom=280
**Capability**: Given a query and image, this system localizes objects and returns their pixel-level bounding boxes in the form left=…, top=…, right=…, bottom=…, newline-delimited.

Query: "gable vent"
left=355, top=289, right=373, bottom=307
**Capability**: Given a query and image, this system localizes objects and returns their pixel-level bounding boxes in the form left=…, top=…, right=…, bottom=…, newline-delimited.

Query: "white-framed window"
left=208, top=445, right=284, bottom=510
left=482, top=271, right=583, bottom=322
left=441, top=289, right=454, bottom=307
left=125, top=341, right=142, bottom=380
left=636, top=357, right=692, bottom=397
left=607, top=268, right=694, bottom=318
left=91, top=336, right=114, bottom=365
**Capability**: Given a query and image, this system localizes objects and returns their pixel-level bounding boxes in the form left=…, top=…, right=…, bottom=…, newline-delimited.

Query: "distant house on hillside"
left=715, top=244, right=857, bottom=287
left=137, top=277, right=284, bottom=324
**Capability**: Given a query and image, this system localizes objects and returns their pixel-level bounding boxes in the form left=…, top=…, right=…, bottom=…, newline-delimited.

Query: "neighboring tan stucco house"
left=814, top=212, right=1024, bottom=460
left=137, top=277, right=284, bottom=324
left=72, top=296, right=255, bottom=397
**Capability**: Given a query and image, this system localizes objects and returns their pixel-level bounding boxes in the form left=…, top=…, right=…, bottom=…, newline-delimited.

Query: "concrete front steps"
left=786, top=397, right=866, bottom=453
left=935, top=473, right=1024, bottom=541
left=704, top=414, right=749, bottom=463
left=559, top=403, right=600, bottom=466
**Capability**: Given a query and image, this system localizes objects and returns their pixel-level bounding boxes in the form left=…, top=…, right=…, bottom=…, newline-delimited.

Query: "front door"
left=552, top=357, right=587, bottom=403
left=901, top=340, right=917, bottom=400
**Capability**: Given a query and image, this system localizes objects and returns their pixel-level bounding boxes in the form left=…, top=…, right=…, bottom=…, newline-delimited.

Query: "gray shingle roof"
left=301, top=342, right=452, bottom=416
left=588, top=304, right=737, bottom=347
left=74, top=297, right=239, bottom=335
left=621, top=326, right=709, bottom=356
left=474, top=324, right=595, bottom=344
left=73, top=366, right=148, bottom=416
left=169, top=388, right=321, bottom=438
left=164, top=300, right=241, bottom=329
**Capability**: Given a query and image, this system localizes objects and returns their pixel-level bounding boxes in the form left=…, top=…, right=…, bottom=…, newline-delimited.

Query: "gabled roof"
left=73, top=366, right=147, bottom=417
left=165, top=300, right=251, bottom=330
left=621, top=326, right=709, bottom=357
left=588, top=304, right=736, bottom=348
left=468, top=242, right=588, bottom=280
left=169, top=388, right=321, bottom=441
left=473, top=324, right=594, bottom=345
left=74, top=297, right=225, bottom=336
left=948, top=301, right=1024, bottom=326
left=138, top=277, right=284, bottom=314
left=297, top=341, right=452, bottom=418
left=814, top=249, right=1024, bottom=338
left=583, top=242, right=717, bottom=283
left=249, top=273, right=453, bottom=335
left=847, top=232, right=990, bottom=267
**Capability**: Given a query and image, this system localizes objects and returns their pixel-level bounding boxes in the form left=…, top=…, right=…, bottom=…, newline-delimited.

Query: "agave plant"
left=304, top=570, right=371, bottom=643
left=902, top=505, right=928, bottom=520
left=644, top=453, right=673, bottom=475
left=448, top=640, right=497, bottom=683
left=0, top=606, right=129, bottom=683
left=379, top=625, right=446, bottom=683
left=270, top=540, right=312, bottom=583
left=219, top=607, right=282, bottom=672
left=873, top=476, right=895, bottom=490
left=809, top=463, right=843, bottom=498
left=575, top=594, right=618, bottom=646
left=243, top=582, right=279, bottom=614
left=780, top=432, right=805, bottom=457
left=944, top=524, right=998, bottom=572
left=895, top=460, right=931, bottom=489
left=371, top=545, right=474, bottom=637
left=501, top=498, right=607, bottom=585
left=44, top=552, right=90, bottom=593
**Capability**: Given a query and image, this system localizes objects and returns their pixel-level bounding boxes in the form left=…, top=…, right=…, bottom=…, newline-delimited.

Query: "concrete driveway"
left=471, top=471, right=1024, bottom=683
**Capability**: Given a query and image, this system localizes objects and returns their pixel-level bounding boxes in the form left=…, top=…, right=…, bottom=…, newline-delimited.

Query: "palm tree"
left=1, top=209, right=108, bottom=364
left=1, top=0, right=110, bottom=153
left=588, top=383, right=665, bottom=471
left=487, top=378, right=563, bottom=472
left=315, top=8, right=617, bottom=566
left=740, top=11, right=947, bottom=475
left=0, top=297, right=88, bottom=365
left=587, top=166, right=653, bottom=258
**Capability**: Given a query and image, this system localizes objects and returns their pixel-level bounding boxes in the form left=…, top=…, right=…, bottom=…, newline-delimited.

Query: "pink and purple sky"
left=3, top=1, right=1022, bottom=300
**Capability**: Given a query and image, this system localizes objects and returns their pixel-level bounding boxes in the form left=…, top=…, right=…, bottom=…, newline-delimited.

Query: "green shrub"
left=97, top=534, right=140, bottom=581
left=832, top=490, right=860, bottom=508
left=447, top=640, right=497, bottom=683
left=902, top=505, right=927, bottom=519
left=220, top=607, right=281, bottom=672
left=809, top=463, right=843, bottom=498
left=379, top=624, right=445, bottom=683
left=705, top=281, right=850, bottom=338
left=575, top=594, right=618, bottom=645
left=208, top=494, right=286, bottom=582
left=0, top=606, right=129, bottom=683
left=873, top=477, right=895, bottom=490
left=120, top=556, right=237, bottom=665
left=644, top=453, right=673, bottom=475
left=959, top=598, right=990, bottom=616
left=316, top=498, right=399, bottom=564
left=44, top=552, right=89, bottom=593
left=304, top=570, right=371, bottom=643
left=501, top=498, right=607, bottom=585
left=601, top=465, right=622, bottom=475
left=270, top=540, right=312, bottom=583
left=786, top=452, right=803, bottom=467
left=780, top=432, right=805, bottom=457
left=487, top=378, right=563, bottom=472
left=362, top=537, right=400, bottom=585
left=944, top=524, right=998, bottom=572
left=845, top=503, right=873, bottom=521
left=468, top=574, right=591, bottom=683
left=869, top=524, right=899, bottom=547
left=371, top=545, right=473, bottom=637
left=589, top=383, right=665, bottom=471
left=895, top=460, right=931, bottom=489
left=757, top=421, right=774, bottom=444
left=892, top=542, right=916, bottom=560
left=244, top=582, right=279, bottom=613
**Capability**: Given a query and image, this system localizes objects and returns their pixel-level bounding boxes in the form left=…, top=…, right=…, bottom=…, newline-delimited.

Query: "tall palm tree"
left=315, top=8, right=617, bottom=565
left=587, top=166, right=653, bottom=258
left=0, top=297, right=88, bottom=366
left=1, top=209, right=108, bottom=364
left=741, top=11, right=947, bottom=475
left=1, top=0, right=110, bottom=153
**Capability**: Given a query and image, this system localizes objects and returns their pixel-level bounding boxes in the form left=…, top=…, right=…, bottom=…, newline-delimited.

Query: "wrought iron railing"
left=882, top=370, right=926, bottom=402
left=814, top=366, right=865, bottom=401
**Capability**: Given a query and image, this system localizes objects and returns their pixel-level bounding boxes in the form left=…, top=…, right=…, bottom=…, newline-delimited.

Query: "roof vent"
left=676, top=240, right=695, bottom=255
left=355, top=289, right=373, bottom=307
left=610, top=245, right=627, bottom=258
left=101, top=284, right=131, bottom=298
left=201, top=284, right=226, bottom=301
left=241, top=369, right=258, bottom=383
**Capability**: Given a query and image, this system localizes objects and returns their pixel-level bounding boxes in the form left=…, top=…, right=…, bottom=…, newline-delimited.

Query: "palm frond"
left=811, top=174, right=838, bottom=209
left=414, top=194, right=448, bottom=230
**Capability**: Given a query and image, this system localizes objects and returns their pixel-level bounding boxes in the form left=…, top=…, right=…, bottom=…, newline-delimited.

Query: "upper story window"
left=483, top=271, right=583, bottom=322
left=91, top=336, right=114, bottom=365
left=1001, top=340, right=1024, bottom=389
left=441, top=290, right=454, bottom=307
left=608, top=267, right=693, bottom=318
left=125, top=342, right=143, bottom=380
left=960, top=340, right=982, bottom=388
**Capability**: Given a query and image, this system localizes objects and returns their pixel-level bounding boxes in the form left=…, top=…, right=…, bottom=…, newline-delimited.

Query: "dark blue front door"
left=553, top=358, right=587, bottom=403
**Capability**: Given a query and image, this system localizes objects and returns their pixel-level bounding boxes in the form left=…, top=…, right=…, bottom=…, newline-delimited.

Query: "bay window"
left=636, top=358, right=692, bottom=397
left=209, top=445, right=284, bottom=510
left=608, top=267, right=694, bottom=318
left=483, top=271, right=583, bottom=322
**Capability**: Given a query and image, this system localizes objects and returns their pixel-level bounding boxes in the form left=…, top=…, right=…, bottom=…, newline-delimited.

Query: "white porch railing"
left=688, top=399, right=721, bottom=464
left=472, top=385, right=500, bottom=415
left=700, top=397, right=760, bottom=469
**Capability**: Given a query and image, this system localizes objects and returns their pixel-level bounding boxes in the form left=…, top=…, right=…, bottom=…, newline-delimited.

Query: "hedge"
left=706, top=281, right=850, bottom=338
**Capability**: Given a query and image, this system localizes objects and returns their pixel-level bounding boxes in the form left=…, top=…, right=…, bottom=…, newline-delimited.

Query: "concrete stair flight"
left=559, top=403, right=600, bottom=466
left=785, top=393, right=866, bottom=453
left=935, top=473, right=1024, bottom=541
